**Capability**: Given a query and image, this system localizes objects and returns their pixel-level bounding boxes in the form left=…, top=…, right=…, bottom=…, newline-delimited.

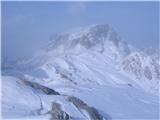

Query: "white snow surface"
left=1, top=24, right=159, bottom=120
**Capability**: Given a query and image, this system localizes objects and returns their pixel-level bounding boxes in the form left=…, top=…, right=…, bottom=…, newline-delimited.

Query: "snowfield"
left=1, top=24, right=159, bottom=120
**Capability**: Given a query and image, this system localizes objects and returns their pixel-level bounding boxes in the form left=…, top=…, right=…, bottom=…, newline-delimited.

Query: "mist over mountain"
left=2, top=24, right=159, bottom=120
left=2, top=1, right=159, bottom=63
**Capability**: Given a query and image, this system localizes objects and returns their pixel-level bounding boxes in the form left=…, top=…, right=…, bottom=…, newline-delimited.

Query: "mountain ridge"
left=2, top=24, right=159, bottom=119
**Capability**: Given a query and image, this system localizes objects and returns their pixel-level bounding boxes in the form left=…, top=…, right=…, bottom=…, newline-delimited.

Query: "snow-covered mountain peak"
left=46, top=24, right=131, bottom=60
left=46, top=24, right=110, bottom=51
left=58, top=24, right=111, bottom=38
left=2, top=23, right=159, bottom=119
left=2, top=24, right=159, bottom=94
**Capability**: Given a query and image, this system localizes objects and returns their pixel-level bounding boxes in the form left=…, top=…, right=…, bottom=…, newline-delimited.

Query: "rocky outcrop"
left=68, top=96, right=104, bottom=120
left=122, top=52, right=160, bottom=81
left=49, top=102, right=70, bottom=120
left=22, top=80, right=60, bottom=95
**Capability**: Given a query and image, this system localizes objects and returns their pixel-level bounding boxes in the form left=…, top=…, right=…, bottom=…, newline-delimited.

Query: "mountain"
left=1, top=24, right=159, bottom=120
left=46, top=24, right=131, bottom=59
left=121, top=51, right=159, bottom=93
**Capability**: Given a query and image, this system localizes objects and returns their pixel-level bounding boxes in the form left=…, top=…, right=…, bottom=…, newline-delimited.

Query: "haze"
left=2, top=1, right=159, bottom=61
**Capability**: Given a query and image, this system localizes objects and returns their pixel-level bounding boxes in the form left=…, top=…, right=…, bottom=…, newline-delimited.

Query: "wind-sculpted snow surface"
left=1, top=24, right=159, bottom=120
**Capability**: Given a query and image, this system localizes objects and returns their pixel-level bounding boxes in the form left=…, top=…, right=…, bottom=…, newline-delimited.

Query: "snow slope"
left=2, top=76, right=41, bottom=118
left=1, top=24, right=159, bottom=120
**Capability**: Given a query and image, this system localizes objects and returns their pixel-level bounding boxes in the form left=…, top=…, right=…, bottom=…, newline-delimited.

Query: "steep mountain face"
left=122, top=51, right=160, bottom=80
left=121, top=51, right=159, bottom=93
left=46, top=24, right=131, bottom=59
left=1, top=24, right=159, bottom=120
left=19, top=24, right=158, bottom=93
left=2, top=24, right=131, bottom=70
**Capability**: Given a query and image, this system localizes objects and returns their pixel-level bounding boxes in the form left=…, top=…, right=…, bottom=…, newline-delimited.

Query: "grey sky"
left=2, top=1, right=159, bottom=61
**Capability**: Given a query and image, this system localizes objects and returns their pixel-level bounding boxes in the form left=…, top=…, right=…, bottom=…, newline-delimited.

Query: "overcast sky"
left=2, top=1, right=159, bottom=61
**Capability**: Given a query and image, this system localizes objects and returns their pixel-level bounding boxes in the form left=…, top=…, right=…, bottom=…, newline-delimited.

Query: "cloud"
left=68, top=2, right=86, bottom=15
left=2, top=13, right=35, bottom=30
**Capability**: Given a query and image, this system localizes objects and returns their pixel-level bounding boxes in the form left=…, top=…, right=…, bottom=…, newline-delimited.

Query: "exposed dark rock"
left=144, top=66, right=152, bottom=80
left=22, top=80, right=60, bottom=95
left=60, top=73, right=77, bottom=85
left=68, top=96, right=104, bottom=120
left=127, top=83, right=133, bottom=87
left=49, top=102, right=70, bottom=120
